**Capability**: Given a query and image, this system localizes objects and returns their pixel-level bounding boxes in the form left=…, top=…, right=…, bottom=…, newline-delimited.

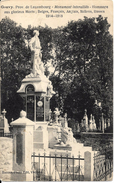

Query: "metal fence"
left=93, top=147, right=113, bottom=181
left=0, top=130, right=13, bottom=138
left=31, top=152, right=84, bottom=181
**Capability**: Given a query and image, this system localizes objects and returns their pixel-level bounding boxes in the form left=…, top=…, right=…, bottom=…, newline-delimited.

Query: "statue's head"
left=33, top=30, right=39, bottom=36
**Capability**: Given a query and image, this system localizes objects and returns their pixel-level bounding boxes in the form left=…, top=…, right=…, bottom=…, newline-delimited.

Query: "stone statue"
left=26, top=30, right=44, bottom=78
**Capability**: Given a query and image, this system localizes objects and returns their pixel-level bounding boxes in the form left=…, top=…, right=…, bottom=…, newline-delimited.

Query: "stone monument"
left=0, top=109, right=10, bottom=134
left=17, top=30, right=55, bottom=150
left=89, top=114, right=93, bottom=131
left=83, top=109, right=88, bottom=131
left=17, top=30, right=55, bottom=122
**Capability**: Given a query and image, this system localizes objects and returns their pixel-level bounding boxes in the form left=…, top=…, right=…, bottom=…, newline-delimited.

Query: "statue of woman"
left=29, top=30, right=44, bottom=76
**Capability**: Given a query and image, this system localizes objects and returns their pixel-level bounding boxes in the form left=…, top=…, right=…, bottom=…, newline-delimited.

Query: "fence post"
left=10, top=111, right=34, bottom=181
left=84, top=151, right=94, bottom=181
left=105, top=148, right=107, bottom=181
left=61, top=154, right=62, bottom=181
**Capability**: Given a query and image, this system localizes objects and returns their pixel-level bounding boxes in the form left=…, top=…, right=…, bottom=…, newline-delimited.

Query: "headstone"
left=108, top=118, right=110, bottom=127
left=89, top=114, right=93, bottom=131
left=101, top=113, right=104, bottom=133
left=104, top=119, right=107, bottom=129
left=77, top=123, right=80, bottom=132
left=1, top=109, right=10, bottom=133
left=81, top=119, right=84, bottom=128
left=0, top=115, right=4, bottom=130
left=92, top=116, right=96, bottom=130
left=83, top=109, right=88, bottom=131
left=99, top=120, right=101, bottom=131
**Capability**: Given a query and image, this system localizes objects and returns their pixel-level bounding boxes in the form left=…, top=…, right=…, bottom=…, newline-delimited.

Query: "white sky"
left=0, top=0, right=113, bottom=35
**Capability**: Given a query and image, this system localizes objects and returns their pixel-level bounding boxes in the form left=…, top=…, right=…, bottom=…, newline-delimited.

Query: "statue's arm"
left=29, top=38, right=34, bottom=52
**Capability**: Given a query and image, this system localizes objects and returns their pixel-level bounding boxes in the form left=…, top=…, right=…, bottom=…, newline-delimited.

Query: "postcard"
left=0, top=0, right=113, bottom=182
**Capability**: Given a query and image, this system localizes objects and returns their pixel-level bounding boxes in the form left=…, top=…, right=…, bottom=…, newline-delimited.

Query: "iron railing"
left=31, top=151, right=84, bottom=181
left=93, top=147, right=113, bottom=181
left=0, top=130, right=13, bottom=138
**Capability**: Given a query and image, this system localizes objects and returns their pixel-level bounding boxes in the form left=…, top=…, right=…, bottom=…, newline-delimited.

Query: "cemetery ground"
left=0, top=131, right=113, bottom=181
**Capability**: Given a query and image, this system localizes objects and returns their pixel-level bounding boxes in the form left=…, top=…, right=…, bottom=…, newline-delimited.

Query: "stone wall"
left=76, top=132, right=113, bottom=151
left=0, top=137, right=13, bottom=181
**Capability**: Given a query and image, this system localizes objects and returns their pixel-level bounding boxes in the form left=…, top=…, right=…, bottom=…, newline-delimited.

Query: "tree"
left=51, top=16, right=113, bottom=124
left=1, top=16, right=113, bottom=127
left=0, top=17, right=54, bottom=122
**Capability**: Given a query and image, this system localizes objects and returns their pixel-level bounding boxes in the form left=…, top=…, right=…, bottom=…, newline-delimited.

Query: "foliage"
left=51, top=16, right=113, bottom=124
left=0, top=16, right=113, bottom=126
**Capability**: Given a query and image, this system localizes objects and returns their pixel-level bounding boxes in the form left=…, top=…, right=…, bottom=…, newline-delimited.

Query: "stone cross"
left=89, top=114, right=93, bottom=131
left=2, top=109, right=6, bottom=118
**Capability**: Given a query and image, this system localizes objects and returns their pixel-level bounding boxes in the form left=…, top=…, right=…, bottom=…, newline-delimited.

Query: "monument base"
left=54, top=143, right=72, bottom=151
left=33, top=122, right=48, bottom=152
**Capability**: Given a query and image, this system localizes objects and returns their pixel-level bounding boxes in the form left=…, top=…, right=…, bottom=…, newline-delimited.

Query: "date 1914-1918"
left=46, top=14, right=63, bottom=18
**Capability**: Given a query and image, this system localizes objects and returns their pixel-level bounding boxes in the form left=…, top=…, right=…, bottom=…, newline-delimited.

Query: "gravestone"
left=83, top=109, right=88, bottom=131
left=0, top=109, right=10, bottom=134
left=89, top=114, right=93, bottom=131
left=92, top=116, right=96, bottom=130
left=0, top=115, right=4, bottom=135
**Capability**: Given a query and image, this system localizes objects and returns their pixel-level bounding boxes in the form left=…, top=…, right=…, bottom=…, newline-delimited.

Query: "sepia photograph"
left=0, top=0, right=113, bottom=181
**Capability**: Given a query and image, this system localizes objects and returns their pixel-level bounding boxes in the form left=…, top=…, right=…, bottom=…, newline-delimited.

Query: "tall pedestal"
left=10, top=111, right=34, bottom=181
left=17, top=30, right=55, bottom=152
left=17, top=75, right=55, bottom=151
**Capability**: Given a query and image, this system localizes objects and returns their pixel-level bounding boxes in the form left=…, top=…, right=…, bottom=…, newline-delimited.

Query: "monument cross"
left=2, top=109, right=7, bottom=118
